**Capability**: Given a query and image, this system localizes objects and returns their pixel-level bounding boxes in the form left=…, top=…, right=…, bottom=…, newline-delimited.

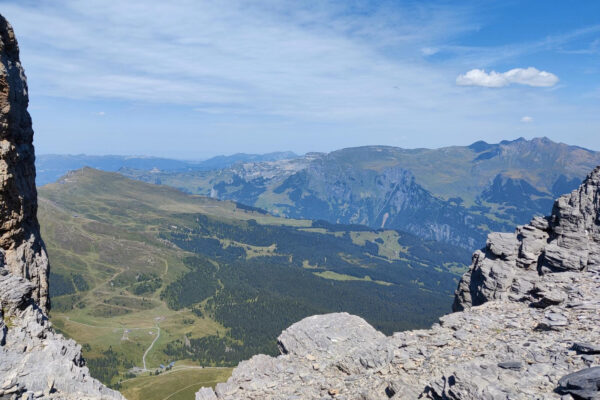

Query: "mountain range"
left=35, top=151, right=297, bottom=186
left=196, top=165, right=600, bottom=399
left=118, top=137, right=600, bottom=249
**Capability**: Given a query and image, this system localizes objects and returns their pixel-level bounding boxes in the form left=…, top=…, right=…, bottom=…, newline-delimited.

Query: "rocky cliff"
left=0, top=15, right=124, bottom=400
left=0, top=14, right=49, bottom=312
left=196, top=166, right=600, bottom=399
left=454, top=166, right=600, bottom=311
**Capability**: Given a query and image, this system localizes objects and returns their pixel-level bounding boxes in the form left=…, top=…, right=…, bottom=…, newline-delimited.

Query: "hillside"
left=122, top=138, right=600, bottom=250
left=38, top=168, right=470, bottom=394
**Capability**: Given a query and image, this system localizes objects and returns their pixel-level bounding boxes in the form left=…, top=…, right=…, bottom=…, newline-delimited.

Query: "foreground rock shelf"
left=197, top=276, right=600, bottom=399
left=197, top=167, right=600, bottom=399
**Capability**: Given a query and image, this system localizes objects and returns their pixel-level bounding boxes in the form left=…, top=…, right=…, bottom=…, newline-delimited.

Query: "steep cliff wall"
left=0, top=15, right=124, bottom=400
left=196, top=166, right=600, bottom=399
left=0, top=14, right=49, bottom=312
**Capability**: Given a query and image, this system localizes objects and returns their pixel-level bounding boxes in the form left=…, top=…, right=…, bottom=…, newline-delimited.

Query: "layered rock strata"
left=196, top=166, right=600, bottom=399
left=0, top=14, right=124, bottom=400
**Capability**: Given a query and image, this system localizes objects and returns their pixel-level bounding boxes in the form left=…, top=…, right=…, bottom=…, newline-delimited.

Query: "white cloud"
left=95, top=111, right=106, bottom=116
left=456, top=67, right=559, bottom=88
left=520, top=116, right=533, bottom=123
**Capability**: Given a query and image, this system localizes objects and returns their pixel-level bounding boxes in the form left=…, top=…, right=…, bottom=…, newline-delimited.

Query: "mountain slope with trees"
left=39, top=168, right=469, bottom=389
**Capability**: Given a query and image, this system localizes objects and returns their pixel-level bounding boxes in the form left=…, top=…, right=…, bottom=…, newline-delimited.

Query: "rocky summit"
left=196, top=166, right=600, bottom=400
left=0, top=15, right=123, bottom=400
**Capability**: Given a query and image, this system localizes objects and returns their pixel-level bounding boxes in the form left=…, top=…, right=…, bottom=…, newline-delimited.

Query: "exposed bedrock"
left=0, top=14, right=49, bottom=312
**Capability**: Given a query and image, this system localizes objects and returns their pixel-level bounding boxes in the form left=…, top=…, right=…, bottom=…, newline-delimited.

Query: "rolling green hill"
left=39, top=168, right=469, bottom=393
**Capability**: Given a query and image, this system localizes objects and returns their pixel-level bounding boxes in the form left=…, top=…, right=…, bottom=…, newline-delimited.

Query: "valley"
left=35, top=142, right=600, bottom=398
left=40, top=168, right=470, bottom=395
left=2, top=3, right=599, bottom=399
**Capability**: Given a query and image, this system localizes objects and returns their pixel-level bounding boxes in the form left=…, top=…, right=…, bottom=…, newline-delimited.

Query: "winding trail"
left=142, top=322, right=161, bottom=371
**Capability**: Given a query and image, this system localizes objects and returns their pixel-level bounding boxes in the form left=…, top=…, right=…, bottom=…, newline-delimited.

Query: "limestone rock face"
left=0, top=14, right=124, bottom=399
left=196, top=166, right=600, bottom=399
left=0, top=270, right=125, bottom=399
left=0, top=14, right=49, bottom=312
left=454, top=165, right=600, bottom=312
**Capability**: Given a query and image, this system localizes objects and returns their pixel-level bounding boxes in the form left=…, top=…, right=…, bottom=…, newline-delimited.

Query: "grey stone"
left=0, top=14, right=49, bottom=312
left=497, top=361, right=523, bottom=371
left=196, top=387, right=218, bottom=400
left=454, top=166, right=600, bottom=311
left=574, top=343, right=600, bottom=355
left=557, top=366, right=600, bottom=399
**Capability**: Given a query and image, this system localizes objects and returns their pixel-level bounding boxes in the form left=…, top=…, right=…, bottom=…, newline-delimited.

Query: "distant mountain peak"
left=499, top=136, right=527, bottom=145
left=468, top=140, right=492, bottom=152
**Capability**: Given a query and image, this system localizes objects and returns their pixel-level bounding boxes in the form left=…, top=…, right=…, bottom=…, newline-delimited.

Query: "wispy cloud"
left=2, top=0, right=477, bottom=120
left=456, top=68, right=559, bottom=88
left=420, top=47, right=439, bottom=56
left=520, top=116, right=533, bottom=123
left=434, top=24, right=600, bottom=70
left=1, top=0, right=599, bottom=155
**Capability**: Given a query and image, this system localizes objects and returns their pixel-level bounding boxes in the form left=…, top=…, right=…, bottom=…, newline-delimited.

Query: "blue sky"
left=1, top=0, right=599, bottom=158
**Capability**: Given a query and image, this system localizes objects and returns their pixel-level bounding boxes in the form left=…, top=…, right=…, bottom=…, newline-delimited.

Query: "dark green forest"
left=158, top=214, right=470, bottom=366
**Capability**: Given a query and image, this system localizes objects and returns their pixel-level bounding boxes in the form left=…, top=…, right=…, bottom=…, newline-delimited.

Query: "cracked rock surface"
left=454, top=166, right=600, bottom=311
left=197, top=166, right=600, bottom=400
left=0, top=270, right=124, bottom=399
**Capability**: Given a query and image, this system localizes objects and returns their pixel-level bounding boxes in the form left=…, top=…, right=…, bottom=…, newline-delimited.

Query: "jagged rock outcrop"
left=0, top=15, right=124, bottom=400
left=0, top=269, right=125, bottom=399
left=0, top=14, right=49, bottom=312
left=197, top=166, right=600, bottom=399
left=454, top=165, right=600, bottom=311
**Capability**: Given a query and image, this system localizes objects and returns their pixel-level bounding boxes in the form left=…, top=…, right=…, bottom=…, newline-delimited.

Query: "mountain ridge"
left=122, top=137, right=600, bottom=249
left=35, top=151, right=299, bottom=186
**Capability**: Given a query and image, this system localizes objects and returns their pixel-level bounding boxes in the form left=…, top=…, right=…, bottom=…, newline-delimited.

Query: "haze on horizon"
left=1, top=0, right=599, bottom=158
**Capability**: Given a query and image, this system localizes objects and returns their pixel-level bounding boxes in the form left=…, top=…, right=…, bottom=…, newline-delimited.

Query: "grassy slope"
left=322, top=143, right=600, bottom=204
left=120, top=366, right=232, bottom=400
left=39, top=167, right=469, bottom=396
left=39, top=169, right=251, bottom=391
